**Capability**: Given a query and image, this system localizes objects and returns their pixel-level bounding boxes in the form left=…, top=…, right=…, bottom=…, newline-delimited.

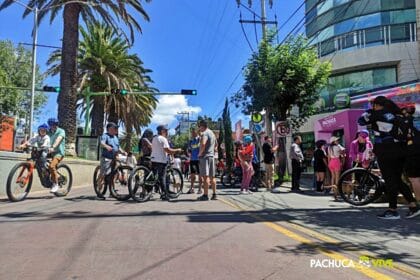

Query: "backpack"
left=389, top=114, right=413, bottom=142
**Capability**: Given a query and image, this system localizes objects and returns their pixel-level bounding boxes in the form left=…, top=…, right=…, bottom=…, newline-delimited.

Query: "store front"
left=314, top=109, right=365, bottom=169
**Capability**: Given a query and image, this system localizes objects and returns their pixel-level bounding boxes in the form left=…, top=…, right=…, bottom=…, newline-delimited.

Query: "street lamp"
left=11, top=0, right=98, bottom=137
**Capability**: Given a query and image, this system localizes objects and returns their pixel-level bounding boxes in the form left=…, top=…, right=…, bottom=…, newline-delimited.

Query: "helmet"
left=243, top=135, right=253, bottom=144
left=38, top=123, right=48, bottom=131
left=143, top=128, right=153, bottom=137
left=47, top=118, right=59, bottom=126
left=157, top=124, right=169, bottom=133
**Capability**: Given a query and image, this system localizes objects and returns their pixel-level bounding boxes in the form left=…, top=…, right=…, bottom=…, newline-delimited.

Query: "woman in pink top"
left=349, top=130, right=373, bottom=168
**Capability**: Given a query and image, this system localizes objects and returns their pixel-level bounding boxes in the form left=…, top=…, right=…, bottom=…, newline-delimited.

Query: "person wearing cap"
left=47, top=118, right=66, bottom=193
left=327, top=136, right=345, bottom=198
left=349, top=130, right=373, bottom=169
left=197, top=120, right=218, bottom=201
left=358, top=96, right=419, bottom=219
left=290, top=135, right=305, bottom=192
left=97, top=122, right=126, bottom=198
left=151, top=124, right=182, bottom=200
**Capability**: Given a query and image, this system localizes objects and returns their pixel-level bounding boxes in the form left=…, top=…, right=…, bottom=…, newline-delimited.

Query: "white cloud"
left=151, top=95, right=201, bottom=128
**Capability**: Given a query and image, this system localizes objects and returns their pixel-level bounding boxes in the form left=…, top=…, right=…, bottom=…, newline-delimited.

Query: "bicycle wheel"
left=221, top=171, right=234, bottom=188
left=93, top=165, right=107, bottom=198
left=128, top=166, right=153, bottom=202
left=54, top=164, right=73, bottom=197
left=165, top=168, right=183, bottom=199
left=109, top=166, right=132, bottom=201
left=337, top=168, right=382, bottom=206
left=6, top=162, right=33, bottom=202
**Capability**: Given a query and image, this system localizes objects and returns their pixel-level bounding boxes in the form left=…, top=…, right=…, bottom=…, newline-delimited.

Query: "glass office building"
left=305, top=0, right=420, bottom=110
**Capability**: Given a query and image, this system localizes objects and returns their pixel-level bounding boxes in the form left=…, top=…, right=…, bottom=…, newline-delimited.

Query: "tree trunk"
left=107, top=98, right=118, bottom=124
left=58, top=3, right=81, bottom=156
left=91, top=96, right=104, bottom=136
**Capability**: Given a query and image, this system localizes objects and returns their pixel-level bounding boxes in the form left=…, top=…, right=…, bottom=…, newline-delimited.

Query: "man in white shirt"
left=151, top=125, right=182, bottom=200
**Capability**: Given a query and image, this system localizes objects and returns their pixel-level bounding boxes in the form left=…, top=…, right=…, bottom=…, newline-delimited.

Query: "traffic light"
left=181, top=89, right=197, bottom=95
left=111, top=89, right=128, bottom=96
left=43, top=86, right=60, bottom=92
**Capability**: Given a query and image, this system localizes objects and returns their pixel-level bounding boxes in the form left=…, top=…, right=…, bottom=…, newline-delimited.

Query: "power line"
left=240, top=12, right=255, bottom=52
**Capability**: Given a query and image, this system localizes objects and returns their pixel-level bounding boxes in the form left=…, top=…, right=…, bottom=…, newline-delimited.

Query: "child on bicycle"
left=19, top=123, right=50, bottom=168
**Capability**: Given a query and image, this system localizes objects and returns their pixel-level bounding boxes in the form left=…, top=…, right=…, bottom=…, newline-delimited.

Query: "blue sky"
left=0, top=0, right=304, bottom=133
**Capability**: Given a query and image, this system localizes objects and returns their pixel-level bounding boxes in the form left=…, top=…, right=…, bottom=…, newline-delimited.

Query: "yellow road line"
left=219, top=197, right=394, bottom=280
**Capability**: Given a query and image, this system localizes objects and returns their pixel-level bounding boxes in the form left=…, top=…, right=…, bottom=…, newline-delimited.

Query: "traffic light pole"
left=28, top=7, right=38, bottom=138
left=83, top=89, right=192, bottom=136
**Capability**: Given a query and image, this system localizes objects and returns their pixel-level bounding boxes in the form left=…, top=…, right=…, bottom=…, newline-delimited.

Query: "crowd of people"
left=304, top=96, right=420, bottom=219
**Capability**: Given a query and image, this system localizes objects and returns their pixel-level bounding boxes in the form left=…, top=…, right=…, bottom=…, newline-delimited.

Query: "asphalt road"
left=0, top=181, right=419, bottom=280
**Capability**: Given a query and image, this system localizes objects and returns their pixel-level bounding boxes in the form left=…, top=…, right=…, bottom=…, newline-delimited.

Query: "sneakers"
left=406, top=207, right=420, bottom=219
left=240, top=190, right=247, bottom=195
left=50, top=184, right=59, bottom=193
left=197, top=195, right=209, bottom=201
left=211, top=193, right=217, bottom=200
left=377, top=210, right=400, bottom=220
left=197, top=190, right=203, bottom=195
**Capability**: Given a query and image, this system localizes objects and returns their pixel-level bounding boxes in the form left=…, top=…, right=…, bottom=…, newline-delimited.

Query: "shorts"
left=328, top=158, right=341, bottom=172
left=199, top=157, right=215, bottom=177
left=100, top=157, right=113, bottom=176
left=190, top=160, right=200, bottom=174
left=405, top=153, right=420, bottom=178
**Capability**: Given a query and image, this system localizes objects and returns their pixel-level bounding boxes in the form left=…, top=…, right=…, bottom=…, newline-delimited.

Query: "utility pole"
left=238, top=0, right=276, bottom=136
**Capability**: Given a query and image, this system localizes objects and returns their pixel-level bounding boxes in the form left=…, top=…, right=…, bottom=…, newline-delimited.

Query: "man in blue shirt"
left=97, top=122, right=126, bottom=197
left=188, top=128, right=202, bottom=194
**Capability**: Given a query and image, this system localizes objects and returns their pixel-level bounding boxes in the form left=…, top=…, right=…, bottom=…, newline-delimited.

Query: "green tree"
left=46, top=22, right=157, bottom=144
left=0, top=0, right=151, bottom=155
left=233, top=33, right=331, bottom=182
left=0, top=40, right=46, bottom=128
left=217, top=120, right=224, bottom=159
left=222, top=99, right=234, bottom=171
left=233, top=33, right=331, bottom=125
left=171, top=134, right=189, bottom=150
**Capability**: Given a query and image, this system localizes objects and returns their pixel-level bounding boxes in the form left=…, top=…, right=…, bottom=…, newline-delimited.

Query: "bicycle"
left=337, top=159, right=384, bottom=206
left=220, top=166, right=242, bottom=188
left=93, top=153, right=132, bottom=201
left=128, top=162, right=183, bottom=202
left=6, top=146, right=73, bottom=202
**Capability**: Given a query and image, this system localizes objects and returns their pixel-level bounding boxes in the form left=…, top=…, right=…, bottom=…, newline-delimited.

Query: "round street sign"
left=251, top=113, right=263, bottom=123
left=254, top=124, right=263, bottom=134
left=276, top=121, right=290, bottom=137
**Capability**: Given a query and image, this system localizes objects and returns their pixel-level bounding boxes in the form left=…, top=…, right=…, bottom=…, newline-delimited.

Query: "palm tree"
left=46, top=22, right=157, bottom=140
left=0, top=0, right=151, bottom=155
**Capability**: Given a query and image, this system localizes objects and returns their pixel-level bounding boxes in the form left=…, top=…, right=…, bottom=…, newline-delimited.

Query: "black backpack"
left=390, top=114, right=415, bottom=142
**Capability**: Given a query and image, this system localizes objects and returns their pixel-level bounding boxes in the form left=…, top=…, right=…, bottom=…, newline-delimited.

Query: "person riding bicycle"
left=47, top=118, right=66, bottom=193
left=19, top=123, right=50, bottom=169
left=358, top=96, right=419, bottom=219
left=98, top=122, right=126, bottom=196
left=138, top=128, right=153, bottom=166
left=151, top=125, right=182, bottom=200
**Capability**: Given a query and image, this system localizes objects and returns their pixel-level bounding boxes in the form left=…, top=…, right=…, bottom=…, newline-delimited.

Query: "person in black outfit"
left=358, top=96, right=419, bottom=219
left=313, top=140, right=327, bottom=192
left=262, top=136, right=278, bottom=191
left=289, top=135, right=304, bottom=192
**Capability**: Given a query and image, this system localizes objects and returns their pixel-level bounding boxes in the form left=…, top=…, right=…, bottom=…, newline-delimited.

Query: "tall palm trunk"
left=91, top=96, right=105, bottom=136
left=58, top=3, right=81, bottom=156
left=107, top=99, right=119, bottom=124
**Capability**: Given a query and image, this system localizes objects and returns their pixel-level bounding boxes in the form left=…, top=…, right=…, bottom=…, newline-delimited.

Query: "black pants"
left=152, top=162, right=168, bottom=195
left=375, top=144, right=416, bottom=209
left=291, top=159, right=302, bottom=190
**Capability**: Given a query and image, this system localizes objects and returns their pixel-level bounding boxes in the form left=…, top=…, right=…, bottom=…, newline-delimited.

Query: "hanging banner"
left=235, top=120, right=242, bottom=141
